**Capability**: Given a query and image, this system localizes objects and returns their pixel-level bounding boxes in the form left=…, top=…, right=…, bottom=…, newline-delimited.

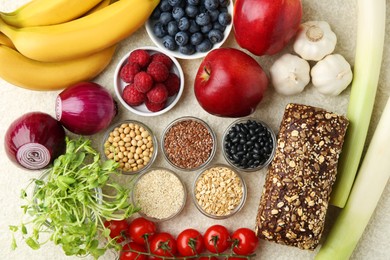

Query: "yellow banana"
left=0, top=0, right=160, bottom=62
left=0, top=32, right=15, bottom=49
left=0, top=44, right=116, bottom=91
left=0, top=0, right=104, bottom=27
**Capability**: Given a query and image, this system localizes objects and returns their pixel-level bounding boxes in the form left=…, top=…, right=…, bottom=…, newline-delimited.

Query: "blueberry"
left=208, top=9, right=220, bottom=22
left=187, top=0, right=200, bottom=5
left=188, top=19, right=200, bottom=33
left=151, top=7, right=161, bottom=20
left=179, top=44, right=196, bottom=55
left=168, top=0, right=181, bottom=6
left=159, top=0, right=172, bottom=12
left=213, top=21, right=226, bottom=32
left=200, top=23, right=213, bottom=34
left=175, top=31, right=189, bottom=46
left=162, top=35, right=178, bottom=50
left=195, top=12, right=211, bottom=26
left=153, top=22, right=167, bottom=38
left=196, top=38, right=213, bottom=52
left=204, top=0, right=219, bottom=10
left=218, top=0, right=230, bottom=7
left=172, top=7, right=185, bottom=20
left=167, top=21, right=179, bottom=36
left=208, top=29, right=223, bottom=44
left=159, top=12, right=173, bottom=25
left=185, top=5, right=199, bottom=18
left=190, top=32, right=203, bottom=45
left=218, top=11, right=231, bottom=26
left=178, top=17, right=190, bottom=31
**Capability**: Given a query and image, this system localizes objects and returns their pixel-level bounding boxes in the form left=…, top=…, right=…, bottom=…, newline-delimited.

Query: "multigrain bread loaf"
left=255, top=103, right=349, bottom=250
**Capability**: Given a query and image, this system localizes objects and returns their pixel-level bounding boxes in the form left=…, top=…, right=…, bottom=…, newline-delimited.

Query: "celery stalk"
left=330, top=0, right=386, bottom=208
left=316, top=96, right=390, bottom=260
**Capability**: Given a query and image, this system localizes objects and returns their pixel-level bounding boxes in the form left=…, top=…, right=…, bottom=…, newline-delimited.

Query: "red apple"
left=233, top=0, right=302, bottom=56
left=194, top=48, right=268, bottom=117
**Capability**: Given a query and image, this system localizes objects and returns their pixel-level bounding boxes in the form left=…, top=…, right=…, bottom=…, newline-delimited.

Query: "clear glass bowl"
left=222, top=118, right=276, bottom=172
left=192, top=164, right=247, bottom=219
left=131, top=167, right=187, bottom=222
left=101, top=120, right=158, bottom=175
left=161, top=116, right=217, bottom=171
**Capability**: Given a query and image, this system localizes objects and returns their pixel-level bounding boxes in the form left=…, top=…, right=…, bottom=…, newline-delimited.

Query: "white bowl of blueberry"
left=146, top=0, right=233, bottom=59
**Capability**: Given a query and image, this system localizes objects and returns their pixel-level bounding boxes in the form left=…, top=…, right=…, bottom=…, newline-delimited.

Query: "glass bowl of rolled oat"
left=101, top=120, right=158, bottom=175
left=161, top=116, right=217, bottom=171
left=192, top=164, right=247, bottom=219
left=132, top=167, right=187, bottom=222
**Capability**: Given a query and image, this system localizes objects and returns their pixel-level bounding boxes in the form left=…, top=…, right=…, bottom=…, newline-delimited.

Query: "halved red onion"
left=4, top=112, right=66, bottom=170
left=55, top=82, right=117, bottom=135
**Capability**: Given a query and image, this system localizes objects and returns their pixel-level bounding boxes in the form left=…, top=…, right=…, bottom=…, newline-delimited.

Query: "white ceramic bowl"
left=145, top=0, right=233, bottom=60
left=114, top=46, right=184, bottom=116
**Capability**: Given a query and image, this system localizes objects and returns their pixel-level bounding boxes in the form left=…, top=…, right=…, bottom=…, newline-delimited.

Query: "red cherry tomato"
left=150, top=232, right=177, bottom=260
left=203, top=225, right=231, bottom=254
left=231, top=228, right=259, bottom=255
left=199, top=257, right=219, bottom=260
left=128, top=217, right=156, bottom=246
left=176, top=228, right=204, bottom=256
left=103, top=219, right=129, bottom=243
left=120, top=242, right=147, bottom=260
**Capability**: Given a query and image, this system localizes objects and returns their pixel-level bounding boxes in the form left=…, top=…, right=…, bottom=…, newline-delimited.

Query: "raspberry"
left=134, top=71, right=154, bottom=93
left=146, top=83, right=168, bottom=104
left=122, top=84, right=145, bottom=106
left=147, top=61, right=169, bottom=82
left=145, top=99, right=167, bottom=112
left=128, top=49, right=151, bottom=68
left=164, top=73, right=180, bottom=97
left=150, top=53, right=173, bottom=70
left=120, top=62, right=141, bottom=83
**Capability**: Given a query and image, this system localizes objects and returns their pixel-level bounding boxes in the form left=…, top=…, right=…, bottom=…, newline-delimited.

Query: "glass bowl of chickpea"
left=102, top=120, right=158, bottom=175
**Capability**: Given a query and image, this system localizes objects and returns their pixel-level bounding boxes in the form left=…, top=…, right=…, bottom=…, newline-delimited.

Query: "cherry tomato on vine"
left=176, top=228, right=204, bottom=256
left=103, top=219, right=129, bottom=243
left=128, top=217, right=157, bottom=246
left=203, top=225, right=231, bottom=254
left=231, top=228, right=259, bottom=255
left=120, top=242, right=147, bottom=260
left=150, top=232, right=177, bottom=259
left=199, top=257, right=219, bottom=260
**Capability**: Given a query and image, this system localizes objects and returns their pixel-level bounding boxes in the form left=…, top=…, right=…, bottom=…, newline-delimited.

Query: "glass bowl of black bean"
left=222, top=118, right=276, bottom=172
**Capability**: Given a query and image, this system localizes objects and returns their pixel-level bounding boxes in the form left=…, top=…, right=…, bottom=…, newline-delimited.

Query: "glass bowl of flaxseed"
left=161, top=116, right=217, bottom=171
left=102, top=120, right=157, bottom=175
left=192, top=164, right=247, bottom=219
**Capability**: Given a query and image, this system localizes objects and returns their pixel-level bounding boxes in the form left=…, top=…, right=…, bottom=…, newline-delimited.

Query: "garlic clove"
left=270, top=53, right=310, bottom=96
left=293, top=21, right=337, bottom=61
left=311, top=54, right=353, bottom=96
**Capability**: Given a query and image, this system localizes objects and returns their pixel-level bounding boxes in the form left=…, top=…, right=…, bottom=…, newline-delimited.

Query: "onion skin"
left=4, top=112, right=66, bottom=170
left=55, top=82, right=117, bottom=135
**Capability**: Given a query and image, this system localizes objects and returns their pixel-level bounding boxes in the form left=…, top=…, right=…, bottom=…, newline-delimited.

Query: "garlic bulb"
left=270, top=53, right=310, bottom=95
left=311, top=54, right=353, bottom=96
left=293, top=21, right=337, bottom=61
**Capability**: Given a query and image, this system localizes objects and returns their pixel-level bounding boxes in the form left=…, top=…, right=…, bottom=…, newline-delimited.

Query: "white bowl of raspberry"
left=114, top=46, right=184, bottom=116
left=145, top=0, right=233, bottom=60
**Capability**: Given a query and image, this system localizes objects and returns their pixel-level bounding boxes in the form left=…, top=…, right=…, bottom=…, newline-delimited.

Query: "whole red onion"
left=4, top=112, right=66, bottom=170
left=55, top=82, right=117, bottom=135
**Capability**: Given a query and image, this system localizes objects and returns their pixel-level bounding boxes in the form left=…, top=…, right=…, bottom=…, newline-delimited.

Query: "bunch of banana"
left=0, top=0, right=160, bottom=91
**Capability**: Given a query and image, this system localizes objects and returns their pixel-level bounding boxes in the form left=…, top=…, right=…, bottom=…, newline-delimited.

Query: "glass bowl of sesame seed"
left=131, top=167, right=187, bottom=222
left=192, top=164, right=247, bottom=219
left=101, top=120, right=158, bottom=175
left=161, top=116, right=217, bottom=171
